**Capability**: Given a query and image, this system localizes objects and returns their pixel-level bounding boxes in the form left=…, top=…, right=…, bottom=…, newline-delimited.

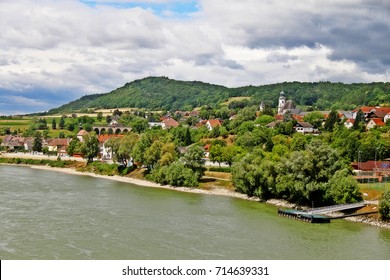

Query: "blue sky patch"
left=79, top=1, right=200, bottom=17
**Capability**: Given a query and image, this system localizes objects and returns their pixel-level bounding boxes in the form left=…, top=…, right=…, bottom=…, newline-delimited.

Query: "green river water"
left=0, top=165, right=389, bottom=259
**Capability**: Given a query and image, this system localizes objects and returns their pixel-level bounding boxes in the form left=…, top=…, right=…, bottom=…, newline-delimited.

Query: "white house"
left=344, top=119, right=354, bottom=129
left=385, top=113, right=390, bottom=123
left=295, top=122, right=315, bottom=134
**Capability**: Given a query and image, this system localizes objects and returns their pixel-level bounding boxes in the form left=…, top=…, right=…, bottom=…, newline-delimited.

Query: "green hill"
left=48, top=77, right=390, bottom=113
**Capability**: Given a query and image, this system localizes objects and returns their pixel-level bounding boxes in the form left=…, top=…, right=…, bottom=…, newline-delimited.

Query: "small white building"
left=76, top=130, right=89, bottom=142
left=295, top=122, right=315, bottom=134
left=148, top=122, right=164, bottom=128
left=385, top=113, right=390, bottom=123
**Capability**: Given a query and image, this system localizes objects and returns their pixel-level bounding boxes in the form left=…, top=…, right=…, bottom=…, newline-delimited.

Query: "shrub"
left=149, top=162, right=199, bottom=188
left=85, top=162, right=119, bottom=176
left=379, top=191, right=390, bottom=220
left=208, top=166, right=231, bottom=173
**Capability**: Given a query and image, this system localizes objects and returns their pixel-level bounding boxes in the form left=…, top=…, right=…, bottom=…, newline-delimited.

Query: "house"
left=162, top=117, right=179, bottom=129
left=385, top=112, right=390, bottom=123
left=366, top=107, right=390, bottom=120
left=76, top=130, right=89, bottom=142
left=265, top=120, right=283, bottom=128
left=23, top=137, right=34, bottom=152
left=351, top=106, right=377, bottom=119
left=206, top=119, right=222, bottom=131
left=295, top=122, right=315, bottom=134
left=148, top=122, right=164, bottom=128
left=47, top=138, right=69, bottom=156
left=98, top=134, right=124, bottom=159
left=1, top=136, right=25, bottom=151
left=367, top=118, right=385, bottom=130
left=351, top=161, right=390, bottom=171
left=344, top=118, right=355, bottom=129
left=194, top=119, right=208, bottom=129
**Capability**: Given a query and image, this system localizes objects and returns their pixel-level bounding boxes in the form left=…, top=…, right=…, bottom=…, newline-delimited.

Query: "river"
left=1, top=165, right=389, bottom=260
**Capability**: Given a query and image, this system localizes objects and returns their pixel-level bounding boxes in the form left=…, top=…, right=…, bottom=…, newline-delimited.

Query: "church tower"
left=278, top=91, right=286, bottom=114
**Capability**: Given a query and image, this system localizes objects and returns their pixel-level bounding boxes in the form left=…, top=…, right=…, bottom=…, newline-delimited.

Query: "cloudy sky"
left=0, top=0, right=389, bottom=115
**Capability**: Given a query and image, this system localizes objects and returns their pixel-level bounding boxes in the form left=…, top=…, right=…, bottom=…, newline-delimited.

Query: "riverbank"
left=1, top=159, right=389, bottom=229
left=27, top=164, right=262, bottom=202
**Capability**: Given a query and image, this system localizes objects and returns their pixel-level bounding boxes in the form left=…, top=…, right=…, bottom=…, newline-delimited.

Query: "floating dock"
left=278, top=209, right=330, bottom=223
left=278, top=202, right=375, bottom=223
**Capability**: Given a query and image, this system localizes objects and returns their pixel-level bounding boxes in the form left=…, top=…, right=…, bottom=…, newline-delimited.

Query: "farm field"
left=0, top=118, right=32, bottom=130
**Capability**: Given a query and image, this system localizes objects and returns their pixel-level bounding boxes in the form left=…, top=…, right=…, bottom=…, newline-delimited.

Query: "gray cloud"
left=0, top=0, right=389, bottom=115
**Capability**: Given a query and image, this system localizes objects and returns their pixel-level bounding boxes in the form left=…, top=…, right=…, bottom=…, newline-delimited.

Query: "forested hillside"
left=48, top=77, right=390, bottom=113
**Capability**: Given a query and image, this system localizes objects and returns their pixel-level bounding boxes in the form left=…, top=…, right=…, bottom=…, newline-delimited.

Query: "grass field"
left=359, top=181, right=390, bottom=200
left=0, top=118, right=32, bottom=130
left=221, top=96, right=251, bottom=106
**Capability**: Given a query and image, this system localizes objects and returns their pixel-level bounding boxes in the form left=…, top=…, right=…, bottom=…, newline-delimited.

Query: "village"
left=1, top=91, right=390, bottom=174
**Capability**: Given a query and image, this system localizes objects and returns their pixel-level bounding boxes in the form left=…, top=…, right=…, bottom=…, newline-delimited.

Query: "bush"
left=149, top=162, right=199, bottom=188
left=85, top=162, right=119, bottom=176
left=208, top=166, right=231, bottom=173
left=118, top=165, right=136, bottom=175
left=379, top=191, right=390, bottom=220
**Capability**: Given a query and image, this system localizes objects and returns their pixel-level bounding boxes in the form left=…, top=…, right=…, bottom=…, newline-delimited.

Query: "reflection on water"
left=0, top=165, right=389, bottom=260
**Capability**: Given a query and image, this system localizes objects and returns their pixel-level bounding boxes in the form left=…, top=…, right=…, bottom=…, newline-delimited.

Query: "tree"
left=181, top=144, right=205, bottom=171
left=149, top=161, right=199, bottom=188
left=32, top=132, right=43, bottom=153
left=67, top=136, right=81, bottom=156
left=52, top=118, right=57, bottom=130
left=222, top=145, right=244, bottom=167
left=255, top=115, right=275, bottom=125
left=144, top=140, right=164, bottom=169
left=324, top=110, right=339, bottom=132
left=231, top=149, right=276, bottom=199
left=59, top=117, right=65, bottom=129
left=131, top=118, right=148, bottom=134
left=97, top=112, right=103, bottom=121
left=106, top=133, right=139, bottom=166
left=290, top=133, right=306, bottom=151
left=275, top=140, right=355, bottom=206
left=327, top=169, right=362, bottom=204
left=80, top=133, right=99, bottom=163
left=209, top=144, right=224, bottom=166
left=158, top=142, right=178, bottom=166
left=379, top=191, right=390, bottom=220
left=353, top=109, right=365, bottom=130
left=303, top=111, right=325, bottom=129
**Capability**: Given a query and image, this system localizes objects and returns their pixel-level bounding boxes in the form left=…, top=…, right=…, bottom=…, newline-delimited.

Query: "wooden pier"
left=278, top=202, right=375, bottom=223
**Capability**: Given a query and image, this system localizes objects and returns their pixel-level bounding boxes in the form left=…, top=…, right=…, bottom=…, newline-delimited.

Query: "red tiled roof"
left=77, top=130, right=89, bottom=136
left=48, top=138, right=68, bottom=147
left=292, top=114, right=304, bottom=122
left=163, top=117, right=179, bottom=128
left=207, top=119, right=221, bottom=128
left=368, top=118, right=385, bottom=126
left=351, top=161, right=390, bottom=171
left=352, top=106, right=377, bottom=113
left=368, top=107, right=390, bottom=118
left=98, top=134, right=124, bottom=143
left=274, top=114, right=283, bottom=121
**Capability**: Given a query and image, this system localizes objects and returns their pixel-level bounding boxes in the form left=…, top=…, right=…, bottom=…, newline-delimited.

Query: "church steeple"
left=278, top=91, right=286, bottom=114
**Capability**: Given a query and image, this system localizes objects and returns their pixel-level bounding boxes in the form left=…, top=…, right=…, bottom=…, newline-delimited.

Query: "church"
left=277, top=91, right=300, bottom=115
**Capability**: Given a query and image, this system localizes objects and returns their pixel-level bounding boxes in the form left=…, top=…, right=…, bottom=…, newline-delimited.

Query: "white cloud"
left=0, top=0, right=389, bottom=114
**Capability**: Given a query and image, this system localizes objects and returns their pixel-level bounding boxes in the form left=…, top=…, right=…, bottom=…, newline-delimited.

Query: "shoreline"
left=20, top=164, right=263, bottom=202
left=1, top=162, right=389, bottom=229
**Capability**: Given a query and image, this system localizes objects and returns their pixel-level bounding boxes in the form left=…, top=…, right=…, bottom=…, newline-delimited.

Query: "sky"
left=0, top=0, right=389, bottom=115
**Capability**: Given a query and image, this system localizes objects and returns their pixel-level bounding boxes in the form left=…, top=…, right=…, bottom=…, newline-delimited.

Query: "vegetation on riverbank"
left=2, top=77, right=390, bottom=221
